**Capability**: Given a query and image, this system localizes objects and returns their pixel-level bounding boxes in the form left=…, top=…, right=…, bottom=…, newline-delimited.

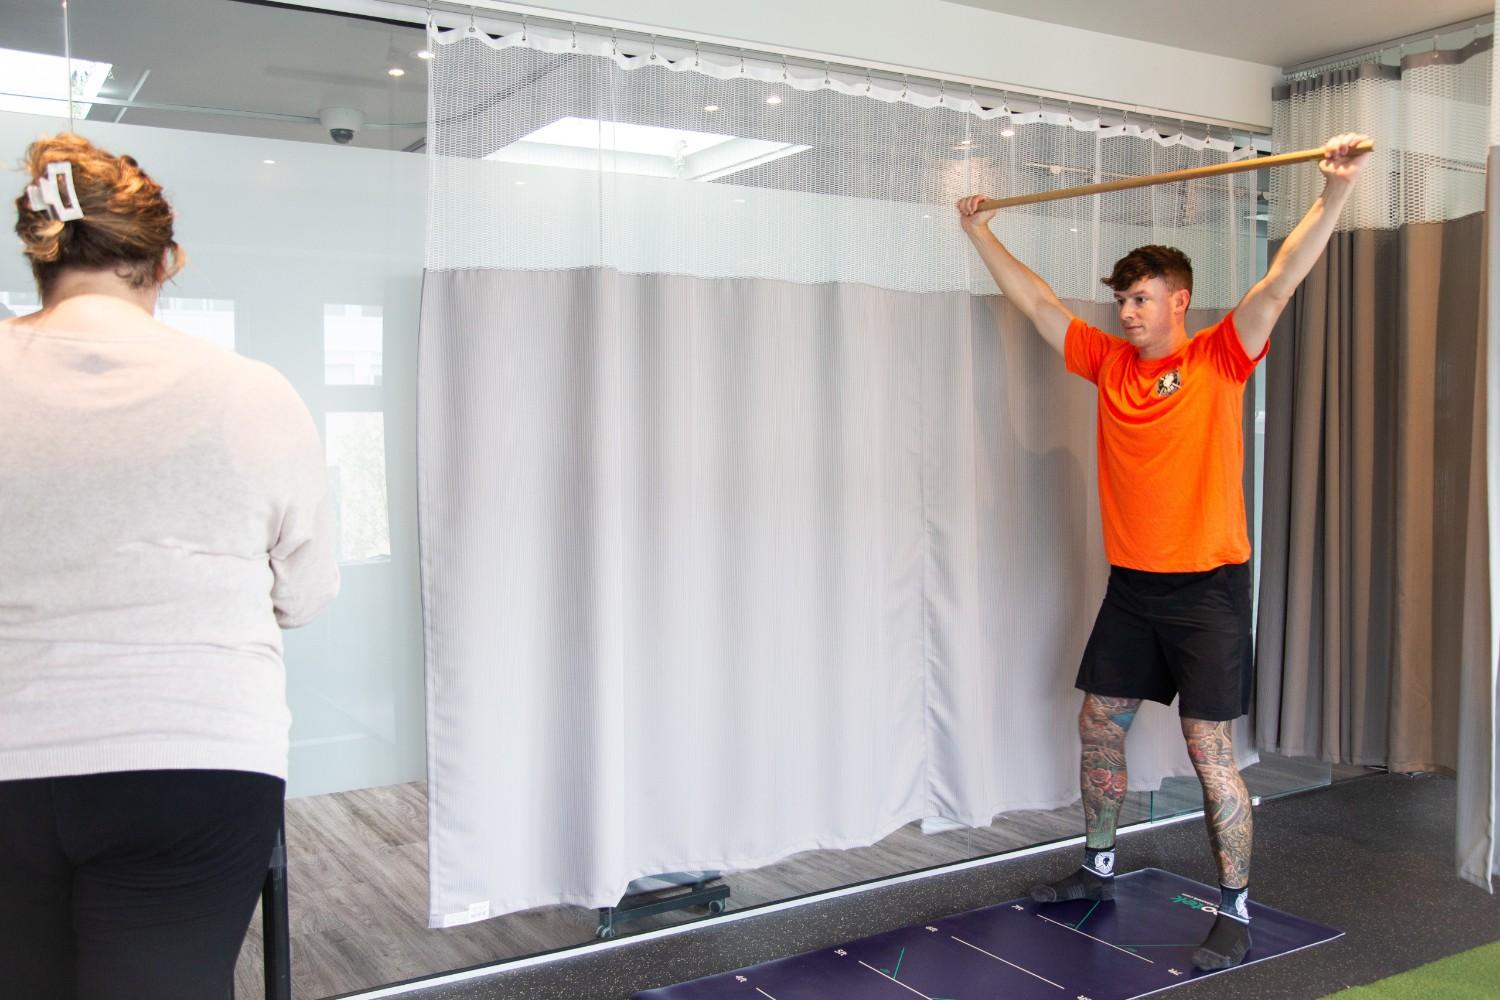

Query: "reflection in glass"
left=324, top=304, right=383, bottom=385
left=325, top=411, right=391, bottom=564
left=0, top=45, right=112, bottom=117
left=157, top=297, right=235, bottom=351
left=0, top=290, right=41, bottom=318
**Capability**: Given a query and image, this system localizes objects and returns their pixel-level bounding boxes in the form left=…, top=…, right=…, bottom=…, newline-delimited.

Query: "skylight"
left=0, top=47, right=113, bottom=118
left=487, top=116, right=808, bottom=182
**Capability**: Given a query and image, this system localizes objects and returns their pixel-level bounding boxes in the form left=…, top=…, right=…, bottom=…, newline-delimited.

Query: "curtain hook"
left=611, top=31, right=619, bottom=58
left=900, top=75, right=908, bottom=100
left=649, top=34, right=657, bottom=62
left=693, top=40, right=701, bottom=69
left=466, top=5, right=476, bottom=34
left=520, top=15, right=528, bottom=43
left=823, top=61, right=831, bottom=87
left=865, top=69, right=873, bottom=94
left=570, top=23, right=578, bottom=50
left=780, top=55, right=788, bottom=82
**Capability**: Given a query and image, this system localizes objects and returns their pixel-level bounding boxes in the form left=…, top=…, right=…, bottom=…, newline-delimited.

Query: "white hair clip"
left=26, top=161, right=84, bottom=222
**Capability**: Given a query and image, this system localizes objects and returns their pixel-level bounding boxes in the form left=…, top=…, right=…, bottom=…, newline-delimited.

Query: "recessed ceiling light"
left=262, top=159, right=276, bottom=165
left=703, top=104, right=720, bottom=112
left=514, top=180, right=526, bottom=186
left=765, top=94, right=782, bottom=105
left=414, top=49, right=434, bottom=60
left=733, top=197, right=747, bottom=203
left=388, top=66, right=406, bottom=77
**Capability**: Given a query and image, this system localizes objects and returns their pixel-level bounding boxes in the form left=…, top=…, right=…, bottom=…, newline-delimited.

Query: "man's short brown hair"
left=1102, top=245, right=1193, bottom=298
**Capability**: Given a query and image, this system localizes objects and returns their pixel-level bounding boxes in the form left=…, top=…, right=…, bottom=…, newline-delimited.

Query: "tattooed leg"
left=1184, top=717, right=1255, bottom=970
left=1031, top=693, right=1140, bottom=903
left=1181, top=718, right=1252, bottom=888
left=1080, top=694, right=1140, bottom=848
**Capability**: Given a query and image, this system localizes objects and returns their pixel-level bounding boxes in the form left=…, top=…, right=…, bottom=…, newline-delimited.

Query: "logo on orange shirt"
left=1155, top=368, right=1183, bottom=398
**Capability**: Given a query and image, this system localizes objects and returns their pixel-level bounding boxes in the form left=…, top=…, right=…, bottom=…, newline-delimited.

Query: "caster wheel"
left=596, top=924, right=617, bottom=940
left=707, top=900, right=727, bottom=916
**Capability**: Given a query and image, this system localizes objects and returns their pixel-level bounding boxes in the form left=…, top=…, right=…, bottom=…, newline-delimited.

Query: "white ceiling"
left=0, top=0, right=1490, bottom=150
left=0, top=0, right=430, bottom=149
left=948, top=0, right=1492, bottom=68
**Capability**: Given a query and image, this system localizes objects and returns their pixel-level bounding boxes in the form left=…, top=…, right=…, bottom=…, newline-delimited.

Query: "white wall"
left=499, top=0, right=1283, bottom=128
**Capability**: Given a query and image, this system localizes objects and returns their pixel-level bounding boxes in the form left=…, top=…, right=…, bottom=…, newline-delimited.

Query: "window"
left=487, top=116, right=809, bottom=181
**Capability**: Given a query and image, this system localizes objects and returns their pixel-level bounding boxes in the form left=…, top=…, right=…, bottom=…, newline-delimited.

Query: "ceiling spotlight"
left=514, top=180, right=526, bottom=186
left=765, top=94, right=782, bottom=105
left=733, top=197, right=747, bottom=203
left=414, top=49, right=434, bottom=60
left=703, top=104, right=720, bottom=112
left=388, top=66, right=406, bottom=77
left=1001, top=128, right=1016, bottom=137
left=262, top=159, right=276, bottom=165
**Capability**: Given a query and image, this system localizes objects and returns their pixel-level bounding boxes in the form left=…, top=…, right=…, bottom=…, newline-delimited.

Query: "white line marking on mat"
left=950, top=936, right=1065, bottom=990
left=857, top=960, right=935, bottom=999
left=1035, top=914, right=1155, bottom=964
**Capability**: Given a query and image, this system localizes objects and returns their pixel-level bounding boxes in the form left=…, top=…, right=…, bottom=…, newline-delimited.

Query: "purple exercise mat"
left=633, top=868, right=1341, bottom=1000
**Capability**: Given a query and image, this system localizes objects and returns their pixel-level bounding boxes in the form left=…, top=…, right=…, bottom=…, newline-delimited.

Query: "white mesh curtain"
left=419, top=18, right=1258, bottom=926
left=1270, top=41, right=1491, bottom=237
left=1271, top=36, right=1496, bottom=890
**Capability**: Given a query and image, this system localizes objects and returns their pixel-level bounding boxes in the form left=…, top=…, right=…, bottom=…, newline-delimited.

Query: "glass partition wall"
left=0, top=3, right=1349, bottom=997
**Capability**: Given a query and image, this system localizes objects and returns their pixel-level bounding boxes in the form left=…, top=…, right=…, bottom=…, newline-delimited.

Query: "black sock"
left=1030, top=844, right=1115, bottom=903
left=1192, top=885, right=1252, bottom=970
left=1084, top=844, right=1116, bottom=878
left=1218, top=884, right=1250, bottom=924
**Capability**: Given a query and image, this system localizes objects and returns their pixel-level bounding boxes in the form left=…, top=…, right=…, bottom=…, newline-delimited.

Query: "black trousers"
left=0, top=769, right=284, bottom=999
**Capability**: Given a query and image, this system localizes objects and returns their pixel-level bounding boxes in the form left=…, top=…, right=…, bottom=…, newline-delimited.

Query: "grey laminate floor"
left=233, top=754, right=1362, bottom=999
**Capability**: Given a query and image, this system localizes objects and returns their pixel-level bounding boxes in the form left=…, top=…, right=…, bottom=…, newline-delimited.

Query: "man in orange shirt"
left=957, top=132, right=1370, bottom=970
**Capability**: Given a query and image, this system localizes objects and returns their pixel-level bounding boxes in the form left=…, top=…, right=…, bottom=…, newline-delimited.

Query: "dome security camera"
left=319, top=107, right=366, bottom=144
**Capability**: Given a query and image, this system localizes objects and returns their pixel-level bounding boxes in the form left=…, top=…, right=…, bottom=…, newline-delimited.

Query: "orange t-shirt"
left=1064, top=313, right=1267, bottom=572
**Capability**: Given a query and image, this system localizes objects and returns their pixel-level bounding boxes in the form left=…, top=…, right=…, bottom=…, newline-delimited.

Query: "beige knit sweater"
left=0, top=305, right=339, bottom=781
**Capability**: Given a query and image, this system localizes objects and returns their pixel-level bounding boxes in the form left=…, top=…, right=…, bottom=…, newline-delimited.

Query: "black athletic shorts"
left=1075, top=561, right=1253, bottom=721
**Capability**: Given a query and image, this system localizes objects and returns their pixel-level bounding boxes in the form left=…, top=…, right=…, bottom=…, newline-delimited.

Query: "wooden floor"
left=234, top=754, right=1362, bottom=999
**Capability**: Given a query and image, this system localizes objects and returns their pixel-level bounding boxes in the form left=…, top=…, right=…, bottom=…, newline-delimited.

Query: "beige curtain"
left=1255, top=218, right=1486, bottom=774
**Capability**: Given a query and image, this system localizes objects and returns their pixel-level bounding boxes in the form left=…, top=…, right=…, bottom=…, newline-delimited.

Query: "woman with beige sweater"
left=0, top=133, right=339, bottom=998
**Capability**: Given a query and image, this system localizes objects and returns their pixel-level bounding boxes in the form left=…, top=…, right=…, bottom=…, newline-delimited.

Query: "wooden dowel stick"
left=976, top=139, right=1374, bottom=211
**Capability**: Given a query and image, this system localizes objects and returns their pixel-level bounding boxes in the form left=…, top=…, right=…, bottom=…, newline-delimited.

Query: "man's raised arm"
left=957, top=195, right=1074, bottom=356
left=1231, top=132, right=1372, bottom=358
